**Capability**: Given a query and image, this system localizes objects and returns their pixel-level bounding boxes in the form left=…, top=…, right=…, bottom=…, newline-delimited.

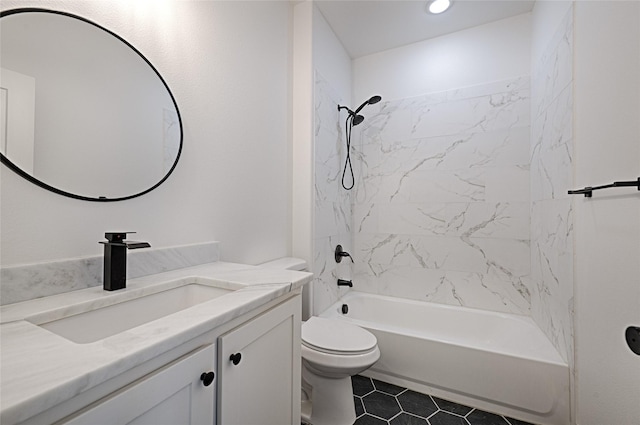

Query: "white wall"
left=573, top=2, right=640, bottom=423
left=353, top=12, right=531, bottom=102
left=292, top=0, right=314, bottom=266
left=0, top=0, right=292, bottom=266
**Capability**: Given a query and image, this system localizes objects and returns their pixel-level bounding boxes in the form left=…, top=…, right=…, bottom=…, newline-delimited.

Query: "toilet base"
left=301, top=363, right=356, bottom=425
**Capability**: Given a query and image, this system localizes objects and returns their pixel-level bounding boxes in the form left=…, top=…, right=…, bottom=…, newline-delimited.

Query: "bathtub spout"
left=337, top=279, right=353, bottom=287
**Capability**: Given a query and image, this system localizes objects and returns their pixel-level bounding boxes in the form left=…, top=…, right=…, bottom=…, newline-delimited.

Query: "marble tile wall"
left=530, top=6, right=574, bottom=364
left=0, top=241, right=220, bottom=305
left=351, top=77, right=532, bottom=315
left=313, top=73, right=353, bottom=315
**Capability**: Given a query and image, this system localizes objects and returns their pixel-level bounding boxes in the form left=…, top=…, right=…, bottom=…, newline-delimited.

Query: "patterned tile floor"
left=352, top=375, right=536, bottom=425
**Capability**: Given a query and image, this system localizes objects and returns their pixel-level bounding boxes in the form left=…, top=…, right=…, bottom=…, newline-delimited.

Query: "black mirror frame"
left=0, top=8, right=183, bottom=202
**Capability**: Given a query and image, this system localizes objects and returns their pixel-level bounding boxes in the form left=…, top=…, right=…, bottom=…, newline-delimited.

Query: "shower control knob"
left=229, top=352, right=242, bottom=365
left=200, top=371, right=215, bottom=387
left=335, top=245, right=354, bottom=263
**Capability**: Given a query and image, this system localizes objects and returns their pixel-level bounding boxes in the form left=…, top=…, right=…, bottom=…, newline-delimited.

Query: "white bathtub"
left=320, top=292, right=569, bottom=425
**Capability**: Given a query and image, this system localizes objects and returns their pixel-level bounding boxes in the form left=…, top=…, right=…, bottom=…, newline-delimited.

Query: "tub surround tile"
left=0, top=242, right=220, bottom=305
left=313, top=72, right=353, bottom=315
left=529, top=5, right=574, bottom=364
left=352, top=77, right=531, bottom=315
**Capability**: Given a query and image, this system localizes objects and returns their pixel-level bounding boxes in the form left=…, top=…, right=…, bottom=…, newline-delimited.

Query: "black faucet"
left=99, top=232, right=150, bottom=291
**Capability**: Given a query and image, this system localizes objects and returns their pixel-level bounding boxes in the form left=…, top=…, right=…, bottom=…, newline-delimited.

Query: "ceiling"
left=314, top=0, right=535, bottom=58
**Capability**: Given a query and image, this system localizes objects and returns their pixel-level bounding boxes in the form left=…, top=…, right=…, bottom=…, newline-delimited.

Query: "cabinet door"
left=60, top=345, right=216, bottom=425
left=218, top=298, right=300, bottom=425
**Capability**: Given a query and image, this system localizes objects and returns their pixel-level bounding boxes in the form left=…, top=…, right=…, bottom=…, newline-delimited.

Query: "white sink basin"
left=28, top=283, right=234, bottom=343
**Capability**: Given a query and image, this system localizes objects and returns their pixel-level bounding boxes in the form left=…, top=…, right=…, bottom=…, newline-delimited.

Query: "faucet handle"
left=104, top=232, right=136, bottom=242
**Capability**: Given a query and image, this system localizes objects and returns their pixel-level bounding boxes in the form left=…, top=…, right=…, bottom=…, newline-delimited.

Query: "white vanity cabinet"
left=217, top=297, right=301, bottom=425
left=60, top=344, right=216, bottom=425
left=16, top=293, right=302, bottom=425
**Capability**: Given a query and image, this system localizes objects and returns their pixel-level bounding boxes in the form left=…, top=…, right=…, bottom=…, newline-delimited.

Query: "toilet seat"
left=302, top=317, right=377, bottom=355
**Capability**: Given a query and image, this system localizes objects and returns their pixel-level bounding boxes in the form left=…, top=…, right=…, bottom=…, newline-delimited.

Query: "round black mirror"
left=0, top=8, right=183, bottom=201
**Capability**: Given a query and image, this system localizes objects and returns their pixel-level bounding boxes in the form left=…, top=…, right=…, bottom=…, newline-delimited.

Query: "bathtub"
left=320, top=292, right=570, bottom=425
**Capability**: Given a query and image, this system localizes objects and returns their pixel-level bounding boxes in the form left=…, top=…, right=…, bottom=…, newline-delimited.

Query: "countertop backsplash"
left=0, top=242, right=220, bottom=305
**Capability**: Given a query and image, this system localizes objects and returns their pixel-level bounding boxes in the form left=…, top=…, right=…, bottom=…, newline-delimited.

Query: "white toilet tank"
left=259, top=257, right=313, bottom=320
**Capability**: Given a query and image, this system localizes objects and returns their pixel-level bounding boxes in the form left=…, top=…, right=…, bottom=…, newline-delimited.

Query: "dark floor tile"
left=505, top=418, right=536, bottom=425
left=363, top=391, right=402, bottom=419
left=353, top=375, right=376, bottom=396
left=431, top=396, right=473, bottom=416
left=355, top=395, right=365, bottom=417
left=354, top=414, right=389, bottom=425
left=390, top=412, right=430, bottom=425
left=397, top=390, right=439, bottom=418
left=373, top=378, right=406, bottom=395
left=466, top=409, right=509, bottom=425
left=428, top=411, right=469, bottom=425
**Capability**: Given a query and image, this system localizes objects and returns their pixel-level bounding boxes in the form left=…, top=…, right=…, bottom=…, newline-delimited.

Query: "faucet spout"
left=100, top=232, right=150, bottom=291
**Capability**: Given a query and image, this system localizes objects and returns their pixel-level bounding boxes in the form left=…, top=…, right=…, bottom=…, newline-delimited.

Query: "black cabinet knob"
left=229, top=352, right=242, bottom=365
left=200, top=371, right=215, bottom=386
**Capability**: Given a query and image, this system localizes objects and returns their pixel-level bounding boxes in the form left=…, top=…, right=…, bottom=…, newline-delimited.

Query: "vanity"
left=0, top=262, right=312, bottom=425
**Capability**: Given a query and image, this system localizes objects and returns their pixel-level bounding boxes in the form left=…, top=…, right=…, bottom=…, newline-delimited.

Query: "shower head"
left=338, top=105, right=365, bottom=126
left=338, top=95, right=382, bottom=127
left=353, top=95, right=382, bottom=115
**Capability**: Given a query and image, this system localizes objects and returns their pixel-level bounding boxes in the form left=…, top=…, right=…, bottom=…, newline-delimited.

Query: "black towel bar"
left=568, top=177, right=639, bottom=198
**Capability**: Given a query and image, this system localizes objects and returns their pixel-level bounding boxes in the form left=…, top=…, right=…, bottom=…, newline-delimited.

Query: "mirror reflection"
left=0, top=9, right=182, bottom=201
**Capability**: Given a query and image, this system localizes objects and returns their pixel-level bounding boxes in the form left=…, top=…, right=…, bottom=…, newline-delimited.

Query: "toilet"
left=259, top=258, right=380, bottom=425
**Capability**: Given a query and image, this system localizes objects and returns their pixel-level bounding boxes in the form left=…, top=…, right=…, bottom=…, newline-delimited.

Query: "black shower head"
left=338, top=95, right=382, bottom=126
left=353, top=95, right=382, bottom=115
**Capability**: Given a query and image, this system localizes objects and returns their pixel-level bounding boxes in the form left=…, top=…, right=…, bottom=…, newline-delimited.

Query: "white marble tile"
left=401, top=168, right=487, bottom=203
left=532, top=9, right=573, bottom=118
left=356, top=233, right=529, bottom=278
left=352, top=202, right=378, bottom=234
left=378, top=202, right=530, bottom=240
left=530, top=198, right=573, bottom=363
left=314, top=71, right=343, bottom=137
left=529, top=3, right=574, bottom=365
left=312, top=235, right=351, bottom=315
left=0, top=242, right=220, bottom=305
left=352, top=264, right=529, bottom=315
left=485, top=166, right=531, bottom=203
left=313, top=74, right=354, bottom=315
left=351, top=77, right=532, bottom=316
left=531, top=85, right=573, bottom=202
left=411, top=88, right=530, bottom=139
left=446, top=76, right=530, bottom=102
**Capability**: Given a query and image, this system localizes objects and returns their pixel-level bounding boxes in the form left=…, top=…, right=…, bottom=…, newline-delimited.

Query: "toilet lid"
left=302, top=317, right=377, bottom=355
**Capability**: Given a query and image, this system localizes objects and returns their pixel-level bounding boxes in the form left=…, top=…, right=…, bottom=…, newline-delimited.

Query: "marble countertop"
left=0, top=261, right=312, bottom=425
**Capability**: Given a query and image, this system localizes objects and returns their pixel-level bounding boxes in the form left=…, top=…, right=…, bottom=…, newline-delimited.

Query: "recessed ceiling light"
left=427, top=0, right=452, bottom=14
